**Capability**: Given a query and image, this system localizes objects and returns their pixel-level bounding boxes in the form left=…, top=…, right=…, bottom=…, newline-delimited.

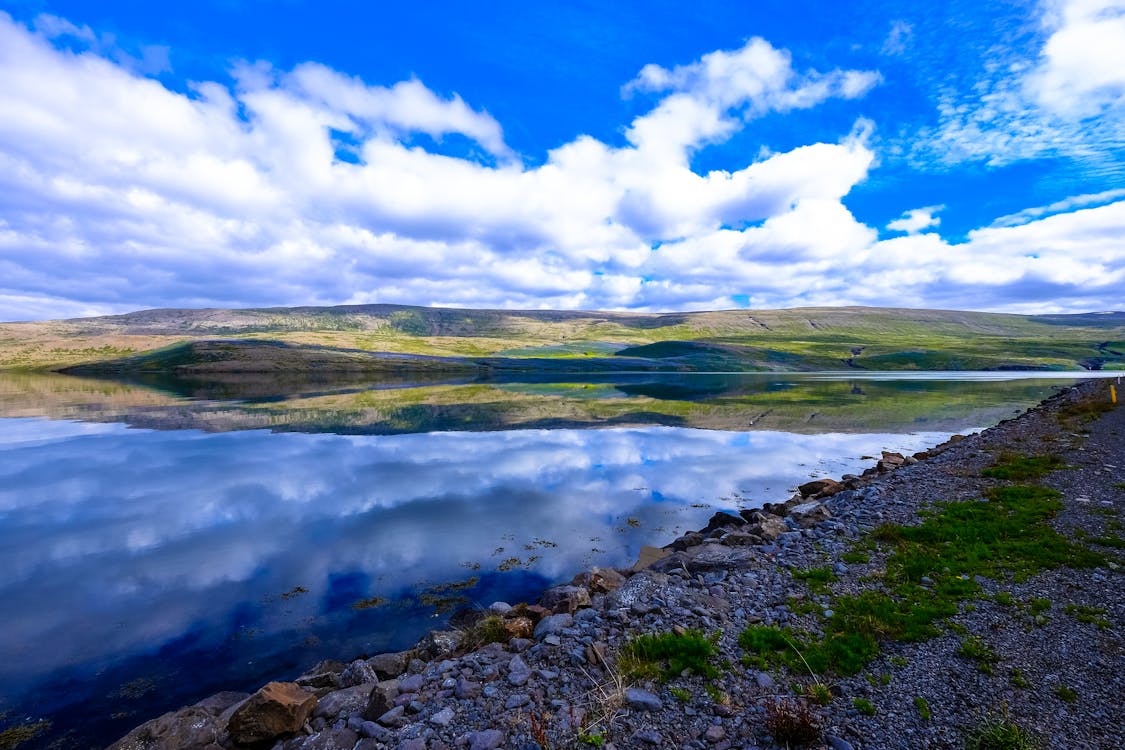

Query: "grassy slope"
left=0, top=305, right=1123, bottom=372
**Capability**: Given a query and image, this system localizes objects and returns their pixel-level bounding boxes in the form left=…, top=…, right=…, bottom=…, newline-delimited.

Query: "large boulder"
left=227, top=682, right=317, bottom=746
left=314, top=683, right=374, bottom=721
left=539, top=585, right=591, bottom=614
left=701, top=511, right=746, bottom=534
left=366, top=651, right=410, bottom=680
left=797, top=478, right=843, bottom=498
left=788, top=501, right=831, bottom=526
left=362, top=680, right=401, bottom=721
left=109, top=693, right=248, bottom=750
left=412, top=630, right=463, bottom=660
left=571, top=567, right=626, bottom=593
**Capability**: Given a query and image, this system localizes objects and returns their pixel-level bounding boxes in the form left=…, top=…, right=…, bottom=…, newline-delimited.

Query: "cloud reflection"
left=0, top=419, right=954, bottom=699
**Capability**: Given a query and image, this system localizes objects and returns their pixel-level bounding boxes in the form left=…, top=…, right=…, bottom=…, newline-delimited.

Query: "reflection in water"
left=0, top=371, right=1084, bottom=747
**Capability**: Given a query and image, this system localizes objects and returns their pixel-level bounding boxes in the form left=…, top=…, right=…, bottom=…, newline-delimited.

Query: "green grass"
left=914, top=696, right=932, bottom=720
left=1054, top=684, right=1078, bottom=702
left=964, top=716, right=1040, bottom=750
left=793, top=566, right=837, bottom=593
left=852, top=697, right=876, bottom=716
left=620, top=630, right=719, bottom=680
left=740, top=478, right=1104, bottom=678
left=981, top=452, right=1067, bottom=481
left=958, top=636, right=999, bottom=674
left=1010, top=669, right=1030, bottom=688
left=1062, top=604, right=1110, bottom=628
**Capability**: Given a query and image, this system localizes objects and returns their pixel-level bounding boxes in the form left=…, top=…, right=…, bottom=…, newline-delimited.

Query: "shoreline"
left=105, top=377, right=1123, bottom=750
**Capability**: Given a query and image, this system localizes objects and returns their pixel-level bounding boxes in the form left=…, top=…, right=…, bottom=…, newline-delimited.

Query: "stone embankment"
left=111, top=379, right=1124, bottom=750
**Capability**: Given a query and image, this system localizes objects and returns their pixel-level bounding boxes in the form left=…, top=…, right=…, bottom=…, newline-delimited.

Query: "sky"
left=0, top=0, right=1122, bottom=320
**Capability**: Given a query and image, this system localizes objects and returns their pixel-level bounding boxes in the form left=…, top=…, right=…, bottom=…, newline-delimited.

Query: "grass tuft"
left=982, top=452, right=1066, bottom=481
left=964, top=715, right=1040, bottom=750
left=620, top=629, right=718, bottom=680
left=763, top=699, right=821, bottom=746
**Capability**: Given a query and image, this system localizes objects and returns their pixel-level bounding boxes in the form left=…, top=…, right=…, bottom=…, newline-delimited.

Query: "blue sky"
left=0, top=0, right=1122, bottom=320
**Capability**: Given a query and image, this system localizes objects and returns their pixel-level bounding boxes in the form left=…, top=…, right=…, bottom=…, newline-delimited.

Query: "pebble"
left=428, top=707, right=454, bottom=727
left=624, top=687, right=663, bottom=711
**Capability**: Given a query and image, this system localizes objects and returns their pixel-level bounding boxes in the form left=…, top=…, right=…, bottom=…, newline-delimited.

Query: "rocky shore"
left=110, top=378, right=1123, bottom=750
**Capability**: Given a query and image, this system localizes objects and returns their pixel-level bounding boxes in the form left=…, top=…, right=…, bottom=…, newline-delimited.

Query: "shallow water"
left=0, top=371, right=1099, bottom=748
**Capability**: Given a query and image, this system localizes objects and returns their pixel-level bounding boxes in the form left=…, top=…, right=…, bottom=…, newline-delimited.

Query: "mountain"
left=1, top=304, right=1122, bottom=373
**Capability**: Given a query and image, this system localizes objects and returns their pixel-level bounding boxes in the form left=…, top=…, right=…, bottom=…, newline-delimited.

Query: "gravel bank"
left=109, top=377, right=1124, bottom=750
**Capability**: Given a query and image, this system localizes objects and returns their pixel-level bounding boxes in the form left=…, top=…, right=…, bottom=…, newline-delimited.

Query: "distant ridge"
left=2, top=304, right=1123, bottom=373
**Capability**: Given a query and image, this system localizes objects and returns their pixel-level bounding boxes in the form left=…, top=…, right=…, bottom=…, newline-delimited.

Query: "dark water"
left=0, top=371, right=1093, bottom=748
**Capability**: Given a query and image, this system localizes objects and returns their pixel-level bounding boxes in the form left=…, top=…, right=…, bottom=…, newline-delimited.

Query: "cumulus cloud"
left=1029, top=0, right=1125, bottom=115
left=0, top=11, right=1121, bottom=320
left=887, top=205, right=943, bottom=234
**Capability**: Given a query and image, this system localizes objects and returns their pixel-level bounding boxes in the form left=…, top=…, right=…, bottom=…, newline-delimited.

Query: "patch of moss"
left=852, top=697, right=876, bottom=716
left=958, top=636, right=999, bottom=674
left=914, top=696, right=932, bottom=720
left=621, top=629, right=719, bottom=680
left=1054, top=684, right=1078, bottom=702
left=741, top=481, right=1103, bottom=678
left=964, top=716, right=1040, bottom=750
left=982, top=452, right=1066, bottom=481
left=793, top=566, right=837, bottom=593
left=1062, top=604, right=1110, bottom=628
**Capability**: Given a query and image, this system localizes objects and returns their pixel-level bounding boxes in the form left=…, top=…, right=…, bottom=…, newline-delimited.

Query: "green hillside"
left=0, top=304, right=1122, bottom=372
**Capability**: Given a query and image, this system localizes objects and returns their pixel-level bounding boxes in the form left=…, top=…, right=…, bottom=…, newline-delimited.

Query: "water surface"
left=0, top=371, right=1094, bottom=748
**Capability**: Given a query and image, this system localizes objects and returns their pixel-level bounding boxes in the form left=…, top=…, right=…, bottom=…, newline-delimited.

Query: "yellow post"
left=1112, top=384, right=1118, bottom=404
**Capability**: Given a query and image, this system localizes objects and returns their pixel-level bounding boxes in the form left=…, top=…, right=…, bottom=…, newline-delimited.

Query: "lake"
left=0, top=371, right=1101, bottom=748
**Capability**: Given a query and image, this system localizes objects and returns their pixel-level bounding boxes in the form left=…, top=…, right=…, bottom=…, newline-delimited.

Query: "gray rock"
left=397, top=739, right=427, bottom=750
left=339, top=659, right=378, bottom=688
left=367, top=651, right=411, bottom=680
left=414, top=629, right=463, bottom=661
left=363, top=680, right=400, bottom=721
left=107, top=706, right=226, bottom=750
left=624, top=687, right=662, bottom=711
left=504, top=693, right=531, bottom=709
left=314, top=683, right=374, bottom=720
left=429, top=707, right=455, bottom=727
left=508, top=654, right=532, bottom=686
left=539, top=585, right=591, bottom=614
left=398, top=673, right=424, bottom=693
left=376, top=705, right=408, bottom=728
left=684, top=544, right=754, bottom=571
left=827, top=736, right=855, bottom=750
left=488, top=601, right=513, bottom=614
left=282, top=728, right=360, bottom=750
left=631, top=730, right=663, bottom=745
left=466, top=729, right=504, bottom=750
left=755, top=672, right=775, bottom=689
left=533, top=613, right=573, bottom=640
left=454, top=677, right=481, bottom=699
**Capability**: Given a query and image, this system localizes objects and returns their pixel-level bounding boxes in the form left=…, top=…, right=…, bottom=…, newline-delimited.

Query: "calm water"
left=0, top=371, right=1097, bottom=748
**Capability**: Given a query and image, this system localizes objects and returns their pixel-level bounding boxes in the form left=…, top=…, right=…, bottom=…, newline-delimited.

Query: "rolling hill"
left=0, top=304, right=1122, bottom=373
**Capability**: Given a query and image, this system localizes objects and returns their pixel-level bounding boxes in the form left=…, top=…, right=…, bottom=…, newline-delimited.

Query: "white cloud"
left=887, top=205, right=943, bottom=234
left=1029, top=0, right=1125, bottom=115
left=0, top=12, right=1121, bottom=320
left=882, top=20, right=914, bottom=56
left=990, top=188, right=1125, bottom=226
left=911, top=0, right=1124, bottom=172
